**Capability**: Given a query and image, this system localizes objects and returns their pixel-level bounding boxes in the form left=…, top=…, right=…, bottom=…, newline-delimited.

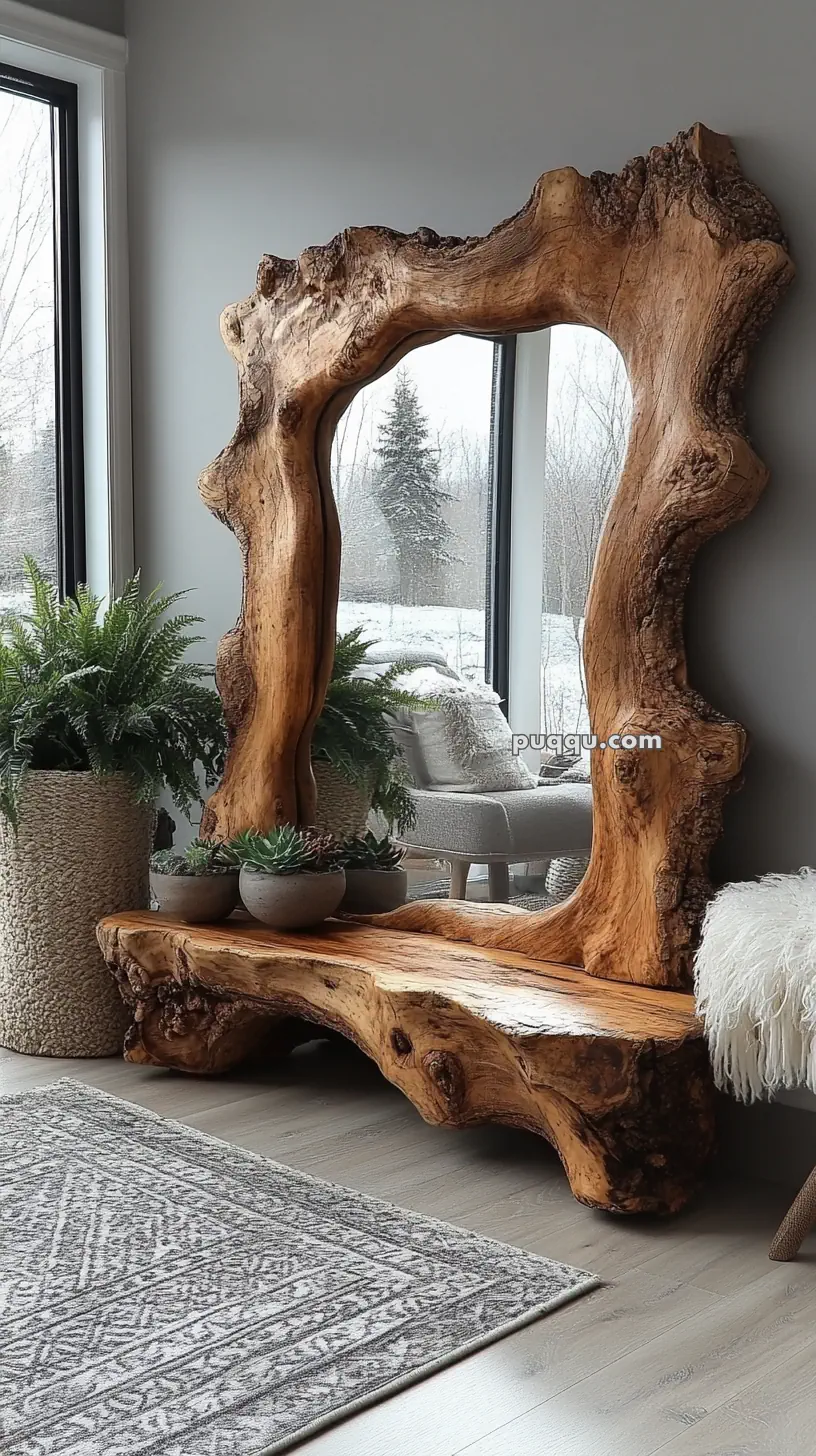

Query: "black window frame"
left=0, top=61, right=85, bottom=597
left=486, top=334, right=516, bottom=714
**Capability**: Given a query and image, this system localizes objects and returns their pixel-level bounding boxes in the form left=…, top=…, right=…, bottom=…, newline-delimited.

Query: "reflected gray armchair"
left=397, top=741, right=593, bottom=900
left=362, top=643, right=593, bottom=902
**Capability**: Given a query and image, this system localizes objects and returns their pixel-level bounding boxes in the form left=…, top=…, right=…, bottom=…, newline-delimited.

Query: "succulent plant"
left=150, top=838, right=236, bottom=876
left=340, top=831, right=405, bottom=870
left=227, top=825, right=343, bottom=876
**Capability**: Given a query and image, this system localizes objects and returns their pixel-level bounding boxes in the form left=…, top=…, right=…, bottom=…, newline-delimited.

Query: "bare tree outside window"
left=0, top=89, right=57, bottom=606
left=0, top=65, right=83, bottom=610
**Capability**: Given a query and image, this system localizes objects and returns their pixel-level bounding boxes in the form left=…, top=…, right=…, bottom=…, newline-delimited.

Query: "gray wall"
left=125, top=0, right=815, bottom=888
left=25, top=0, right=124, bottom=32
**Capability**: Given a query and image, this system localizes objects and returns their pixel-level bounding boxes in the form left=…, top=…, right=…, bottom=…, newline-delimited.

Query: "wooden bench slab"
left=98, top=913, right=716, bottom=1216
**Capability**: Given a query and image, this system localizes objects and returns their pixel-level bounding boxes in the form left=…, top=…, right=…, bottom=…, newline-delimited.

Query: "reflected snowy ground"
left=337, top=598, right=589, bottom=736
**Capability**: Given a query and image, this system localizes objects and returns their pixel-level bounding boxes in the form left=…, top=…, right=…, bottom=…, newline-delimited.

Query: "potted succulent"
left=0, top=559, right=226, bottom=1057
left=311, top=628, right=429, bottom=836
left=150, top=838, right=240, bottom=923
left=231, top=825, right=346, bottom=929
left=340, top=831, right=408, bottom=914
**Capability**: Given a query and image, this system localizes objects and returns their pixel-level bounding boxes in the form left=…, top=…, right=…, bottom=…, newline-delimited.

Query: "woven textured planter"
left=0, top=772, right=153, bottom=1057
left=311, top=760, right=372, bottom=837
left=545, top=854, right=590, bottom=903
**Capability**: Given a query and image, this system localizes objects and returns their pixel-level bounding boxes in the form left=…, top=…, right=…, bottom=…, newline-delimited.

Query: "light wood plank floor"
left=3, top=1037, right=815, bottom=1456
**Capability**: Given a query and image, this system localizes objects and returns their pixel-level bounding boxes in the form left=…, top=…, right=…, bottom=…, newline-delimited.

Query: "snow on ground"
left=0, top=591, right=28, bottom=615
left=0, top=587, right=588, bottom=737
left=337, top=599, right=589, bottom=735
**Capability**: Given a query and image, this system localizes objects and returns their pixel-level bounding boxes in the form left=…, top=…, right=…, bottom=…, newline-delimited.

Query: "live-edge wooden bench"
left=98, top=912, right=715, bottom=1217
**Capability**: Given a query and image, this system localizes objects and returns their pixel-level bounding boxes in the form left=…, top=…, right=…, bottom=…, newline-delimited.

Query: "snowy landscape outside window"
left=331, top=335, right=498, bottom=683
left=0, top=63, right=83, bottom=612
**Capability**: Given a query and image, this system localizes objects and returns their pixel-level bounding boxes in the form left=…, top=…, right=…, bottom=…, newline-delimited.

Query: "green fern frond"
left=0, top=560, right=227, bottom=829
left=311, top=629, right=432, bottom=832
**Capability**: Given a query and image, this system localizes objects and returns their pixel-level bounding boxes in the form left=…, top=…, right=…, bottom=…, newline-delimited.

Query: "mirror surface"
left=332, top=333, right=496, bottom=679
left=330, top=325, right=631, bottom=910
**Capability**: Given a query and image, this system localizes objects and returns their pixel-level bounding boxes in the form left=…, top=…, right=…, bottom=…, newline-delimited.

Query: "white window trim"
left=0, top=0, right=130, bottom=600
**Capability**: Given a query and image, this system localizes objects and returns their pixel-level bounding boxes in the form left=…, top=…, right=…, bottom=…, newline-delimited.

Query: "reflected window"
left=331, top=335, right=500, bottom=683
left=540, top=326, right=632, bottom=740
left=331, top=324, right=631, bottom=743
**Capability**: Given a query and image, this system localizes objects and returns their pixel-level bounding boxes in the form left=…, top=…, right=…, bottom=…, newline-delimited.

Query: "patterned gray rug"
left=1, top=1080, right=599, bottom=1456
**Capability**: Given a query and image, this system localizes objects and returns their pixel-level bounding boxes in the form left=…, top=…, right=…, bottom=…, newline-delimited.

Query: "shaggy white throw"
left=695, top=869, right=816, bottom=1102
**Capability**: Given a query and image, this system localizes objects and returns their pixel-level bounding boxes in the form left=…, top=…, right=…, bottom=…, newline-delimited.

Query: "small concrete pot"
left=239, top=867, right=346, bottom=930
left=150, top=871, right=240, bottom=923
left=341, top=866, right=408, bottom=915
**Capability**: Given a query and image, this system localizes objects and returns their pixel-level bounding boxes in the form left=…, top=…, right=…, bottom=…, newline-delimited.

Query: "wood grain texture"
left=654, top=1339, right=816, bottom=1456
left=456, top=1268, right=816, bottom=1456
left=98, top=912, right=715, bottom=1214
left=197, top=123, right=791, bottom=990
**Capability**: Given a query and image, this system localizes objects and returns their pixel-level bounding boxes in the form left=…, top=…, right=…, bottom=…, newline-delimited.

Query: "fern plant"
left=0, top=558, right=227, bottom=827
left=312, top=628, right=433, bottom=834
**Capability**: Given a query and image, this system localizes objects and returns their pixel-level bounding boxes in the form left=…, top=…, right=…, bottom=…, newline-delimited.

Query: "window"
left=0, top=62, right=83, bottom=610
left=331, top=334, right=510, bottom=684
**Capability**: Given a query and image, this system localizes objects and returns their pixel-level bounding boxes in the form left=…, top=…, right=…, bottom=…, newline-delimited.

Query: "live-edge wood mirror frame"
left=199, top=125, right=792, bottom=992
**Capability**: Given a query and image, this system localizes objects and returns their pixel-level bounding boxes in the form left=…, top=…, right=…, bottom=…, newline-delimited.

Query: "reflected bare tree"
left=331, top=392, right=384, bottom=599
left=541, top=330, right=632, bottom=733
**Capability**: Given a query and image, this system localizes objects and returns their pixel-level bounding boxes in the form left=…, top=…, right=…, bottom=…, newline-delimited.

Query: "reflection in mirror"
left=514, top=325, right=632, bottom=908
left=541, top=326, right=632, bottom=742
left=330, top=327, right=631, bottom=911
left=331, top=334, right=497, bottom=683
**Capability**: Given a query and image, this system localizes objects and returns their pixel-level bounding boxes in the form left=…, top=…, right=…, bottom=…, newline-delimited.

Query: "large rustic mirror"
left=103, top=125, right=791, bottom=1215
left=199, top=123, right=791, bottom=991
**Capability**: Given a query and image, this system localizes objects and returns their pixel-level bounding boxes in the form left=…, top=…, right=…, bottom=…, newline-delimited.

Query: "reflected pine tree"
left=374, top=367, right=453, bottom=605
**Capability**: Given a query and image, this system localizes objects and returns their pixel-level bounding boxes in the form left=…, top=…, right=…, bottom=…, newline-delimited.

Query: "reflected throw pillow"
left=395, top=667, right=537, bottom=793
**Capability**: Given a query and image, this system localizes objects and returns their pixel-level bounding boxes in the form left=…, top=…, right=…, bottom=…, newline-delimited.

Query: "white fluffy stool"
left=695, top=869, right=816, bottom=1260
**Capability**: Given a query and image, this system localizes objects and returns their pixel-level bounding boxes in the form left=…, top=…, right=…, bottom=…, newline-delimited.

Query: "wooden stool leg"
left=449, top=861, right=470, bottom=899
left=769, top=1165, right=816, bottom=1261
left=488, top=861, right=511, bottom=902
